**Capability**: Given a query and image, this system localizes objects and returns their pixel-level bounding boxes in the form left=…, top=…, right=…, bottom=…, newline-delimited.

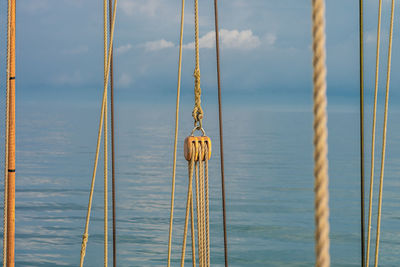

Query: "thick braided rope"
left=366, top=0, right=383, bottom=265
left=204, top=145, right=210, bottom=267
left=190, top=186, right=196, bottom=267
left=192, top=0, right=203, bottom=125
left=311, top=0, right=330, bottom=266
left=194, top=160, right=203, bottom=267
left=374, top=1, right=395, bottom=266
left=3, top=0, right=11, bottom=264
left=199, top=145, right=206, bottom=266
left=180, top=144, right=195, bottom=267
left=167, top=0, right=186, bottom=265
left=79, top=0, right=118, bottom=265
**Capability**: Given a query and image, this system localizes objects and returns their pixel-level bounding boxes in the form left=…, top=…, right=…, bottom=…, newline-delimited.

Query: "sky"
left=6, top=0, right=400, bottom=106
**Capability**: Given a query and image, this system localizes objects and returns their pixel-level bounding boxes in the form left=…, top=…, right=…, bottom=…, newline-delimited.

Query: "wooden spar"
left=7, top=0, right=16, bottom=266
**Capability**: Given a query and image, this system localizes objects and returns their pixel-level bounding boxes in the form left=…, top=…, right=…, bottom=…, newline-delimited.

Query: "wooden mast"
left=7, top=0, right=16, bottom=266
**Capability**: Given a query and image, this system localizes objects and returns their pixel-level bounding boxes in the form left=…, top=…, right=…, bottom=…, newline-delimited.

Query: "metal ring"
left=190, top=126, right=206, bottom=136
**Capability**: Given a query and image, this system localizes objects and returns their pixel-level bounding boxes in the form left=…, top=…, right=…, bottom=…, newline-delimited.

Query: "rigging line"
left=103, top=0, right=109, bottom=264
left=205, top=145, right=210, bottom=267
left=374, top=0, right=395, bottom=266
left=359, top=0, right=365, bottom=266
left=311, top=0, right=330, bottom=266
left=366, top=0, right=383, bottom=265
left=192, top=0, right=203, bottom=126
left=194, top=159, right=203, bottom=267
left=213, top=0, right=228, bottom=266
left=180, top=144, right=195, bottom=267
left=107, top=0, right=117, bottom=264
left=167, top=0, right=185, bottom=265
left=199, top=145, right=206, bottom=266
left=3, top=0, right=12, bottom=264
left=79, top=0, right=118, bottom=264
left=190, top=183, right=196, bottom=267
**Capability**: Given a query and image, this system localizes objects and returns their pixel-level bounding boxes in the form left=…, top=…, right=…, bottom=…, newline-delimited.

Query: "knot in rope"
left=80, top=233, right=89, bottom=259
left=192, top=68, right=203, bottom=127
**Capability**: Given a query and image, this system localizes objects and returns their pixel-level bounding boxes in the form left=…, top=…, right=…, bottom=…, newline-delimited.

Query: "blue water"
left=5, top=101, right=400, bottom=266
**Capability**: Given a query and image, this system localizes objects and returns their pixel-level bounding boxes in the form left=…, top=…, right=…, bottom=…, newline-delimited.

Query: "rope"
left=2, top=0, right=11, bottom=264
left=213, top=0, right=228, bottom=265
left=194, top=160, right=203, bottom=267
left=103, top=0, right=109, bottom=264
left=180, top=144, right=195, bottom=267
left=366, top=0, right=382, bottom=265
left=79, top=0, right=118, bottom=264
left=204, top=145, right=210, bottom=267
left=358, top=0, right=365, bottom=265
left=190, top=185, right=196, bottom=267
left=107, top=0, right=117, bottom=263
left=167, top=0, right=186, bottom=265
left=199, top=146, right=206, bottom=266
left=311, top=0, right=330, bottom=266
left=192, top=0, right=203, bottom=127
left=374, top=1, right=395, bottom=265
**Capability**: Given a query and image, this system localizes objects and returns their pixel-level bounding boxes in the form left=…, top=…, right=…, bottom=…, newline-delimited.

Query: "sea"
left=3, top=100, right=400, bottom=266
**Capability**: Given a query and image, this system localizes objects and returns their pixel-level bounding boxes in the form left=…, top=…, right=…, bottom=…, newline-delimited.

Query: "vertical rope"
left=167, top=0, right=185, bottom=265
left=2, top=0, right=11, bottom=264
left=194, top=161, right=203, bottom=267
left=358, top=0, right=365, bottom=266
left=192, top=0, right=203, bottom=126
left=311, top=0, right=330, bottom=266
left=190, top=188, right=196, bottom=267
left=199, top=146, right=206, bottom=266
left=79, top=0, right=118, bottom=264
left=213, top=0, right=228, bottom=265
left=107, top=0, right=117, bottom=264
left=180, top=145, right=195, bottom=267
left=374, top=1, right=395, bottom=266
left=204, top=145, right=210, bottom=267
left=366, top=1, right=382, bottom=266
left=103, top=0, right=109, bottom=265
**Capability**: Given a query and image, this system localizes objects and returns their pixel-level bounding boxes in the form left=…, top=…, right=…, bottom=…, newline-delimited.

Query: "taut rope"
left=366, top=0, right=383, bottom=265
left=213, top=0, right=229, bottom=265
left=167, top=0, right=186, bottom=265
left=358, top=0, right=365, bottom=265
left=311, top=0, right=330, bottom=266
left=2, top=0, right=12, bottom=264
left=374, top=1, right=395, bottom=266
left=79, top=0, right=118, bottom=265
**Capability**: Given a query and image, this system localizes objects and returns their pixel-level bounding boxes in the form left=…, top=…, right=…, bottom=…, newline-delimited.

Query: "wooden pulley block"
left=184, top=136, right=212, bottom=161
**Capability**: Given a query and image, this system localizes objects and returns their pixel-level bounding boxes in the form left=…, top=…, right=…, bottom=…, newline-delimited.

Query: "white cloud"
left=143, top=39, right=174, bottom=51
left=118, top=73, right=133, bottom=88
left=116, top=44, right=132, bottom=54
left=264, top=33, right=277, bottom=46
left=119, top=0, right=161, bottom=17
left=183, top=29, right=263, bottom=50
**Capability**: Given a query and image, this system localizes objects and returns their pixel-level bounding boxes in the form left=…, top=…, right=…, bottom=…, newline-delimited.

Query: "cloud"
left=116, top=44, right=132, bottom=54
left=143, top=39, right=174, bottom=51
left=264, top=33, right=277, bottom=46
left=118, top=73, right=133, bottom=88
left=119, top=0, right=161, bottom=17
left=183, top=29, right=263, bottom=50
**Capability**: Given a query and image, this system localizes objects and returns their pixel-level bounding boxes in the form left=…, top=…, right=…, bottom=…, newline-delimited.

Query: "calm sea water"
left=4, top=101, right=400, bottom=266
